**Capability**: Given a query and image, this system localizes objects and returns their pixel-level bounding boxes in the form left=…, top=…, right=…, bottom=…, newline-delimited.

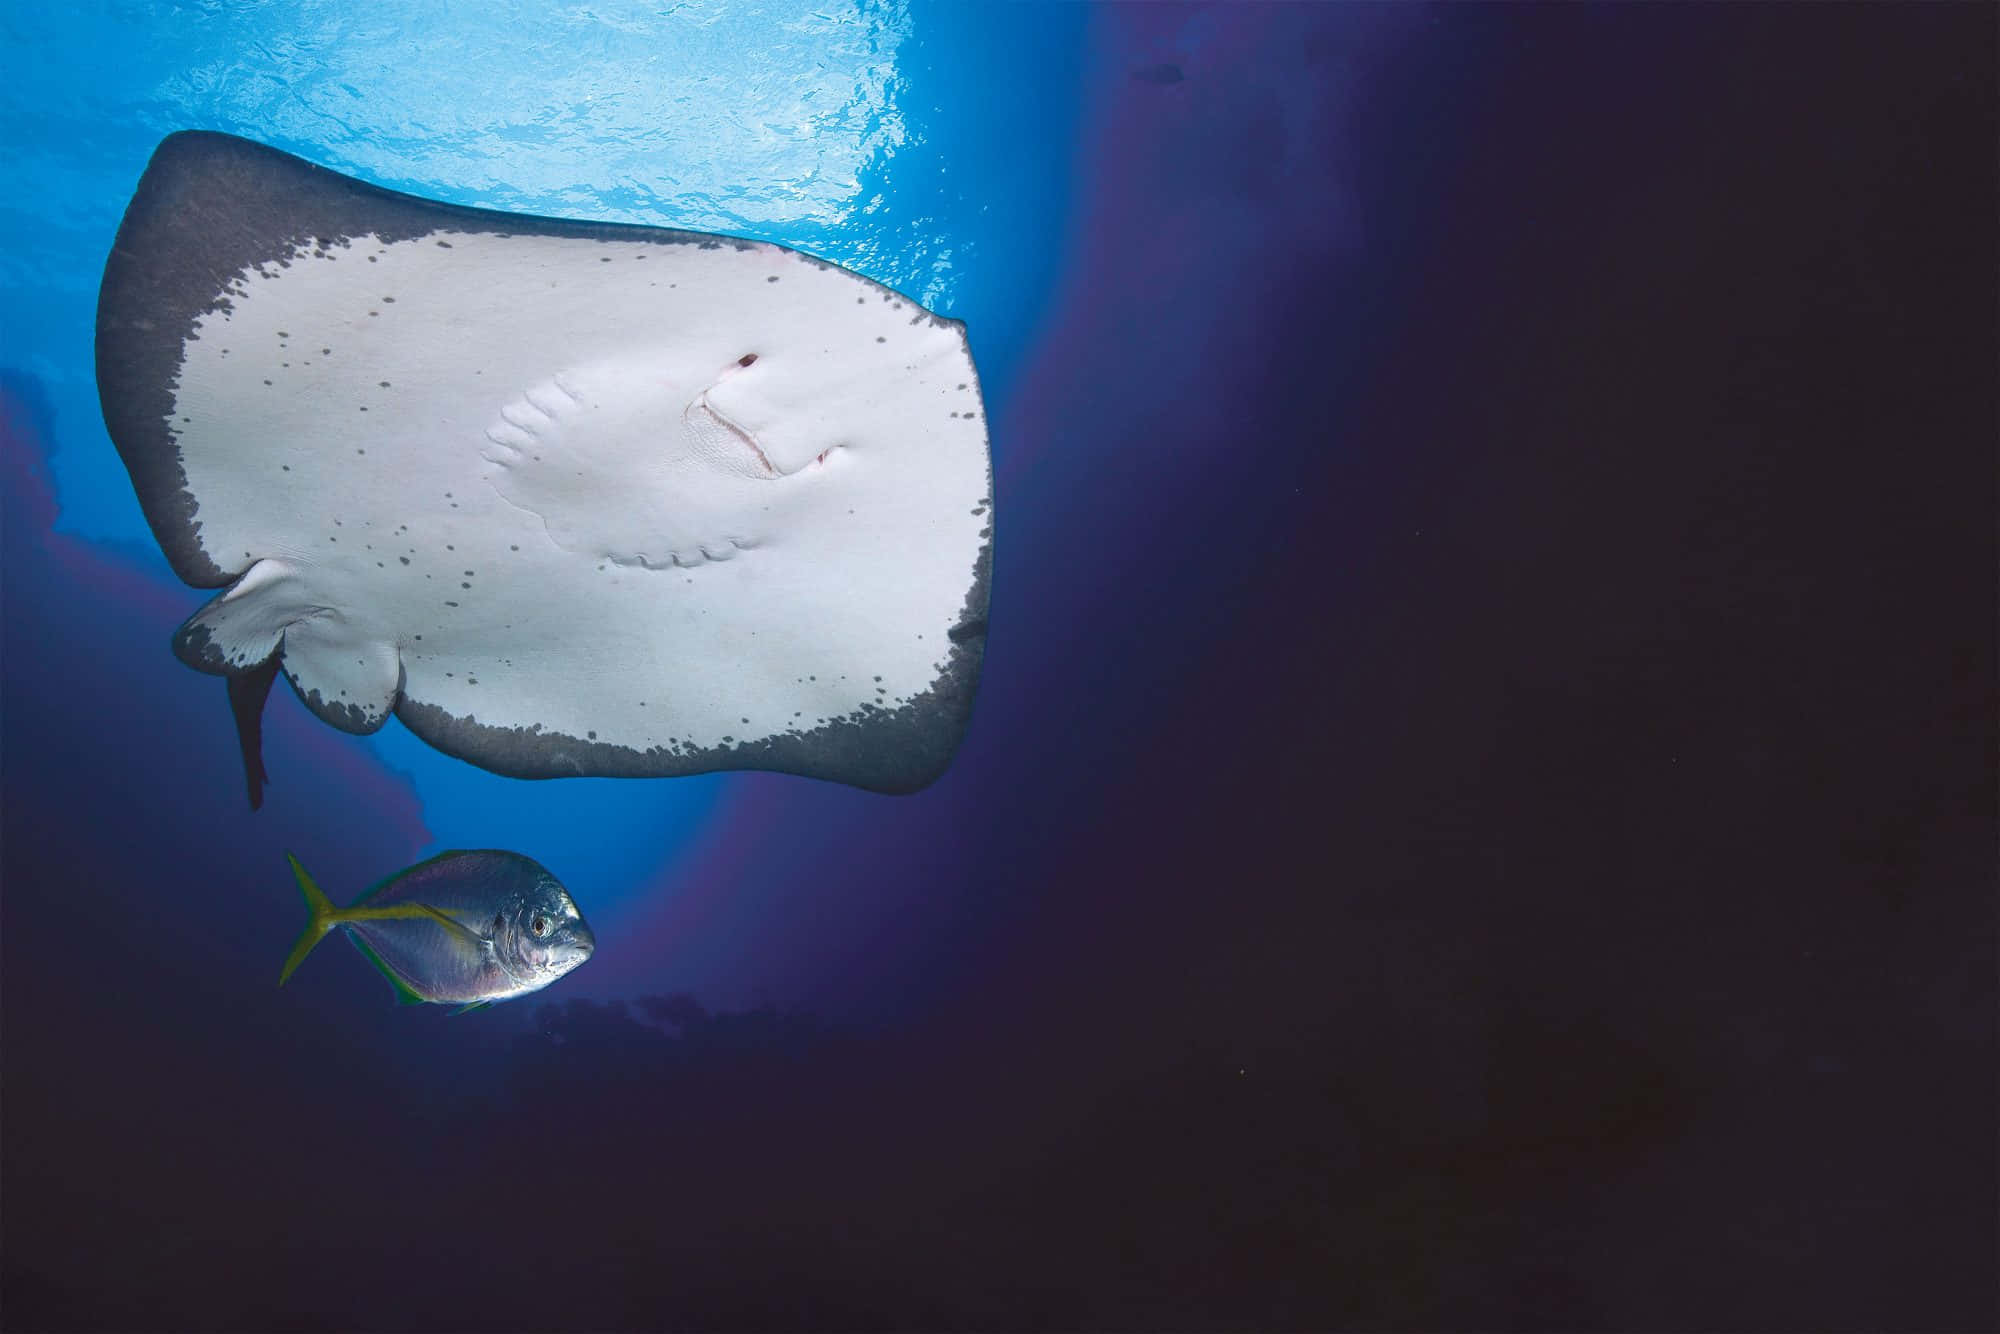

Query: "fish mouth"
left=549, top=926, right=596, bottom=975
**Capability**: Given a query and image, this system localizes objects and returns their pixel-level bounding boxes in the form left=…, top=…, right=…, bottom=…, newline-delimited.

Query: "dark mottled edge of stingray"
left=170, top=619, right=238, bottom=674
left=96, top=130, right=992, bottom=793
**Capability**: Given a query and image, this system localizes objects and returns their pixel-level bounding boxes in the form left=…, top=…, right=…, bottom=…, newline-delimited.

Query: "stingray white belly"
left=97, top=132, right=991, bottom=799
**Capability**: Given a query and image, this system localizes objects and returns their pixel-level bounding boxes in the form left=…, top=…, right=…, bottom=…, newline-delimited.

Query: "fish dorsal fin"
left=350, top=850, right=481, bottom=906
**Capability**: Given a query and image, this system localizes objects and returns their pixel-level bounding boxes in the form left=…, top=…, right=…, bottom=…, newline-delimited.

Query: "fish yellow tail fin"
left=279, top=852, right=341, bottom=985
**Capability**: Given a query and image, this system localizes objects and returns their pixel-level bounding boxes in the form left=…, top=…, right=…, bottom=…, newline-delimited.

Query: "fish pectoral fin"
left=450, top=1001, right=494, bottom=1016
left=411, top=902, right=490, bottom=948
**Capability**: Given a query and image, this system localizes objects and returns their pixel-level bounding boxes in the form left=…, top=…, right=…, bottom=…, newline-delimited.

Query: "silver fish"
left=280, top=851, right=594, bottom=1010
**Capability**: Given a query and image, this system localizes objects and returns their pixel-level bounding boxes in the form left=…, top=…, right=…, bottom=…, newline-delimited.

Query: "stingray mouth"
left=684, top=395, right=778, bottom=477
left=682, top=393, right=839, bottom=480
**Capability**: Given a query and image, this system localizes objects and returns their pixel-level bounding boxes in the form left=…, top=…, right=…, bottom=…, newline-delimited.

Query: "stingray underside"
left=96, top=131, right=993, bottom=799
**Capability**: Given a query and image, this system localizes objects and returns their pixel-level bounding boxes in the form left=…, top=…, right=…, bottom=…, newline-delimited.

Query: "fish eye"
left=529, top=913, right=551, bottom=938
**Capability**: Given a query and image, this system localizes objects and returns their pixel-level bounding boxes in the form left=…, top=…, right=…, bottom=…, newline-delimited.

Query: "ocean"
left=2, top=4, right=1992, bottom=1330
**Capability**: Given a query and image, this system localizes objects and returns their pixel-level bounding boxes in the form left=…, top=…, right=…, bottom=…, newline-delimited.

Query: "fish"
left=94, top=131, right=993, bottom=808
left=280, top=851, right=595, bottom=1010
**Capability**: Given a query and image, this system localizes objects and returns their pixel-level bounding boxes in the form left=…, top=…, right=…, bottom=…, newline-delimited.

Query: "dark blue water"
left=3, top=5, right=1992, bottom=1330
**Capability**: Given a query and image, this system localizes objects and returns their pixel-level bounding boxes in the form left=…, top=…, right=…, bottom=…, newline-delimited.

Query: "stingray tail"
left=170, top=559, right=305, bottom=813
left=228, top=658, right=283, bottom=811
left=279, top=852, right=340, bottom=985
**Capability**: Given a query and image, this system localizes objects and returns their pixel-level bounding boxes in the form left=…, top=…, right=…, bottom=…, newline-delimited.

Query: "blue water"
left=7, top=6, right=1991, bottom=1329
left=2, top=0, right=1088, bottom=948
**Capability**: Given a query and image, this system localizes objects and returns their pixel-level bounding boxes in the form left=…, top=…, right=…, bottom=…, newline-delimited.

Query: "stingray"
left=96, top=132, right=991, bottom=806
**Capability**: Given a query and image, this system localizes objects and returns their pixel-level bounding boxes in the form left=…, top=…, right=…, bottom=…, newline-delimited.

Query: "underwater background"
left=2, top=3, right=1993, bottom=1330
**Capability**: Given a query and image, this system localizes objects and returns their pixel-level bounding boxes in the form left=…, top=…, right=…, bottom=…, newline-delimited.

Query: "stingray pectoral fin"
left=279, top=618, right=402, bottom=736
